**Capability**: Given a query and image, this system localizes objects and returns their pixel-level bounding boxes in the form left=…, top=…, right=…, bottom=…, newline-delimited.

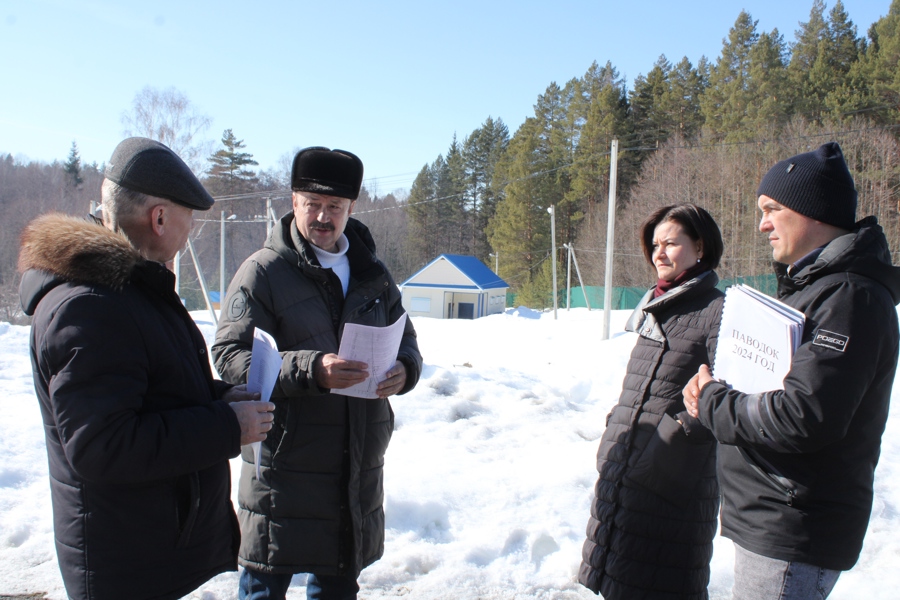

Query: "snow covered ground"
left=1, top=307, right=899, bottom=599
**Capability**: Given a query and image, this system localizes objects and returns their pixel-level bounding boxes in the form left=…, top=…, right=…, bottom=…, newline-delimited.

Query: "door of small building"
left=458, top=303, right=474, bottom=319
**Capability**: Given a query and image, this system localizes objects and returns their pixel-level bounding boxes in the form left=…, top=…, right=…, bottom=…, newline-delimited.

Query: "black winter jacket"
left=211, top=213, right=422, bottom=577
left=18, top=213, right=242, bottom=600
left=580, top=271, right=723, bottom=600
left=698, top=217, right=900, bottom=571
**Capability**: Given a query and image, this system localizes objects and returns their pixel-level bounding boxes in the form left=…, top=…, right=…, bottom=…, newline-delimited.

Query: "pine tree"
left=206, top=129, right=259, bottom=195
left=630, top=55, right=675, bottom=144
left=667, top=57, right=708, bottom=139
left=701, top=11, right=760, bottom=139
left=745, top=29, right=790, bottom=133
left=811, top=2, right=861, bottom=121
left=463, top=117, right=509, bottom=261
left=788, top=0, right=828, bottom=116
left=488, top=82, right=573, bottom=302
left=438, top=138, right=469, bottom=254
left=630, top=54, right=707, bottom=150
left=405, top=143, right=468, bottom=269
left=867, top=0, right=900, bottom=125
left=63, top=141, right=83, bottom=188
left=788, top=0, right=864, bottom=121
left=825, top=0, right=892, bottom=123
left=406, top=162, right=440, bottom=267
left=487, top=118, right=548, bottom=298
left=826, top=0, right=863, bottom=80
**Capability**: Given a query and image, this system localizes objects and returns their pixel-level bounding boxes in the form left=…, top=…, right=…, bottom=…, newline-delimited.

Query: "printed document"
left=713, top=285, right=805, bottom=393
left=338, top=313, right=408, bottom=399
left=246, top=327, right=283, bottom=478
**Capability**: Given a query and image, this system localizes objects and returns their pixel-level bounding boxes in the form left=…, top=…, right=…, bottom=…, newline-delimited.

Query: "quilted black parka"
left=580, top=271, right=723, bottom=600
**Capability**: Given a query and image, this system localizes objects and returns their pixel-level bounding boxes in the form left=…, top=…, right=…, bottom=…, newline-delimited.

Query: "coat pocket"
left=174, top=472, right=200, bottom=549
left=624, top=413, right=714, bottom=509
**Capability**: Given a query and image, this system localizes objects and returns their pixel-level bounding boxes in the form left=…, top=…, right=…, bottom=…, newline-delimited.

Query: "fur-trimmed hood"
left=18, top=212, right=144, bottom=315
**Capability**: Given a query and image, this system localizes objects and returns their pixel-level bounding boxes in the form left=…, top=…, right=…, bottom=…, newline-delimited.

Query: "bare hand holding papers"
left=712, top=285, right=805, bottom=393
left=338, top=313, right=408, bottom=399
left=246, top=328, right=283, bottom=478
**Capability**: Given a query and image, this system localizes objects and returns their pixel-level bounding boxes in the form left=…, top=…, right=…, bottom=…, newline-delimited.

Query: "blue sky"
left=0, top=0, right=890, bottom=194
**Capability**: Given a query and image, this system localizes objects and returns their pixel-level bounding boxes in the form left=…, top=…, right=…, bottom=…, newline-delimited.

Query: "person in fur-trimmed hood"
left=684, top=142, right=900, bottom=600
left=18, top=137, right=276, bottom=600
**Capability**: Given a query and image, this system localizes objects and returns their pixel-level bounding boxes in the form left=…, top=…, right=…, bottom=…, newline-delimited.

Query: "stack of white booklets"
left=712, top=284, right=805, bottom=393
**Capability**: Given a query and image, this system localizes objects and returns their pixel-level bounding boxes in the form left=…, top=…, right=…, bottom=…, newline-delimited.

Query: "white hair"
left=100, top=178, right=154, bottom=231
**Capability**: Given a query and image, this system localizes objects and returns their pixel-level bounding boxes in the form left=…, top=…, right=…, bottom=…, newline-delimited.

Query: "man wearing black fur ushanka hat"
left=683, top=142, right=900, bottom=600
left=213, top=147, right=422, bottom=600
left=18, top=137, right=276, bottom=600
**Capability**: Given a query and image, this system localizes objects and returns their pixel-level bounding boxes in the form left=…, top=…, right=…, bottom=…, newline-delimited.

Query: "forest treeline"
left=2, top=1, right=899, bottom=321
left=410, top=1, right=900, bottom=305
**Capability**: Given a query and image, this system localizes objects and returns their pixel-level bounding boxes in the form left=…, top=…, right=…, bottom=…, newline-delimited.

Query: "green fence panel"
left=718, top=273, right=778, bottom=296
left=504, top=275, right=777, bottom=312
left=568, top=286, right=647, bottom=310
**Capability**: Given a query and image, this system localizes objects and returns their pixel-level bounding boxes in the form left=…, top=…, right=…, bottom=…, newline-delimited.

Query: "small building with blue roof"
left=399, top=254, right=509, bottom=319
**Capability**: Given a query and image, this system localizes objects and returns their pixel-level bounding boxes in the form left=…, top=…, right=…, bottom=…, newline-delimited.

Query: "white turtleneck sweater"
left=311, top=233, right=351, bottom=297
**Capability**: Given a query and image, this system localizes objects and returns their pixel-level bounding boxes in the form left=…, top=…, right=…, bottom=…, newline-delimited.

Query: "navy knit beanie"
left=757, top=142, right=857, bottom=230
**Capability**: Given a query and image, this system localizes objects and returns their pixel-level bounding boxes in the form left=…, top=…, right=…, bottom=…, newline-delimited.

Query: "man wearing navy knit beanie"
left=683, top=142, right=900, bottom=599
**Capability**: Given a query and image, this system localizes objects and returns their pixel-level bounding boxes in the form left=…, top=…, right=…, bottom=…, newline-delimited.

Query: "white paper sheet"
left=337, top=313, right=408, bottom=399
left=713, top=285, right=805, bottom=393
left=245, top=327, right=283, bottom=479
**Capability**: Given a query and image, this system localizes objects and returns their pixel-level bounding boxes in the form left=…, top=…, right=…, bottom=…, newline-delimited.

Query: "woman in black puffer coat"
left=579, top=204, right=725, bottom=600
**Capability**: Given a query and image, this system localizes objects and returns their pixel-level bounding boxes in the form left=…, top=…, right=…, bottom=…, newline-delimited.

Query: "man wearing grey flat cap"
left=213, top=146, right=422, bottom=600
left=683, top=142, right=900, bottom=599
left=18, top=137, right=276, bottom=600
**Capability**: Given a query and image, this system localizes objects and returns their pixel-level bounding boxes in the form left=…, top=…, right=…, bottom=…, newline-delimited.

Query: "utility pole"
left=173, top=252, right=181, bottom=297
left=563, top=242, right=591, bottom=310
left=565, top=244, right=572, bottom=310
left=548, top=205, right=557, bottom=320
left=603, top=139, right=619, bottom=339
left=266, top=197, right=273, bottom=237
left=187, top=238, right=218, bottom=325
left=570, top=244, right=590, bottom=310
left=220, top=210, right=226, bottom=317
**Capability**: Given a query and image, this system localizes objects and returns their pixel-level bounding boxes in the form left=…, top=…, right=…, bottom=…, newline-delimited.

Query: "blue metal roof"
left=401, top=254, right=509, bottom=291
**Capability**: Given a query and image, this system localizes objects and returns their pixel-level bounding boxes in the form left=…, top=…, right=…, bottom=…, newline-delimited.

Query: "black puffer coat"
left=18, top=213, right=241, bottom=600
left=212, top=213, right=422, bottom=577
left=580, top=271, right=723, bottom=600
left=698, top=217, right=900, bottom=571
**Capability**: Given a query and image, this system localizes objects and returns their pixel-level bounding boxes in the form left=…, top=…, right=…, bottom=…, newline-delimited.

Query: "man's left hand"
left=683, top=364, right=714, bottom=418
left=222, top=384, right=261, bottom=403
left=376, top=361, right=407, bottom=399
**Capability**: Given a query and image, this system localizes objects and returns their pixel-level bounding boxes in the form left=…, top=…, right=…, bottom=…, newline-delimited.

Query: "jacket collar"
left=776, top=216, right=900, bottom=302
left=626, top=270, right=719, bottom=342
left=18, top=212, right=146, bottom=315
left=269, top=212, right=382, bottom=280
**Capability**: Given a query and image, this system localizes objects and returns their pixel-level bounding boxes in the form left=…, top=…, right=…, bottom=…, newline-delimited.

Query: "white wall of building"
left=402, top=287, right=507, bottom=319
left=401, top=288, right=444, bottom=319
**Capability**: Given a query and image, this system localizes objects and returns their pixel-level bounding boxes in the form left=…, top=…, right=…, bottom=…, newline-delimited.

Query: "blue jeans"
left=238, top=568, right=359, bottom=600
left=733, top=543, right=841, bottom=600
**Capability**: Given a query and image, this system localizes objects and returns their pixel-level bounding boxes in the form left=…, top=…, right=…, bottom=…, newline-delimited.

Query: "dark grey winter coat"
left=698, top=217, right=900, bottom=571
left=212, top=213, right=421, bottom=578
left=18, top=213, right=242, bottom=600
left=580, top=271, right=723, bottom=600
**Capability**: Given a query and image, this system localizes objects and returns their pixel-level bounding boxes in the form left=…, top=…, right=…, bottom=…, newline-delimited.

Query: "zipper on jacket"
left=357, top=297, right=380, bottom=316
left=739, top=448, right=799, bottom=507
